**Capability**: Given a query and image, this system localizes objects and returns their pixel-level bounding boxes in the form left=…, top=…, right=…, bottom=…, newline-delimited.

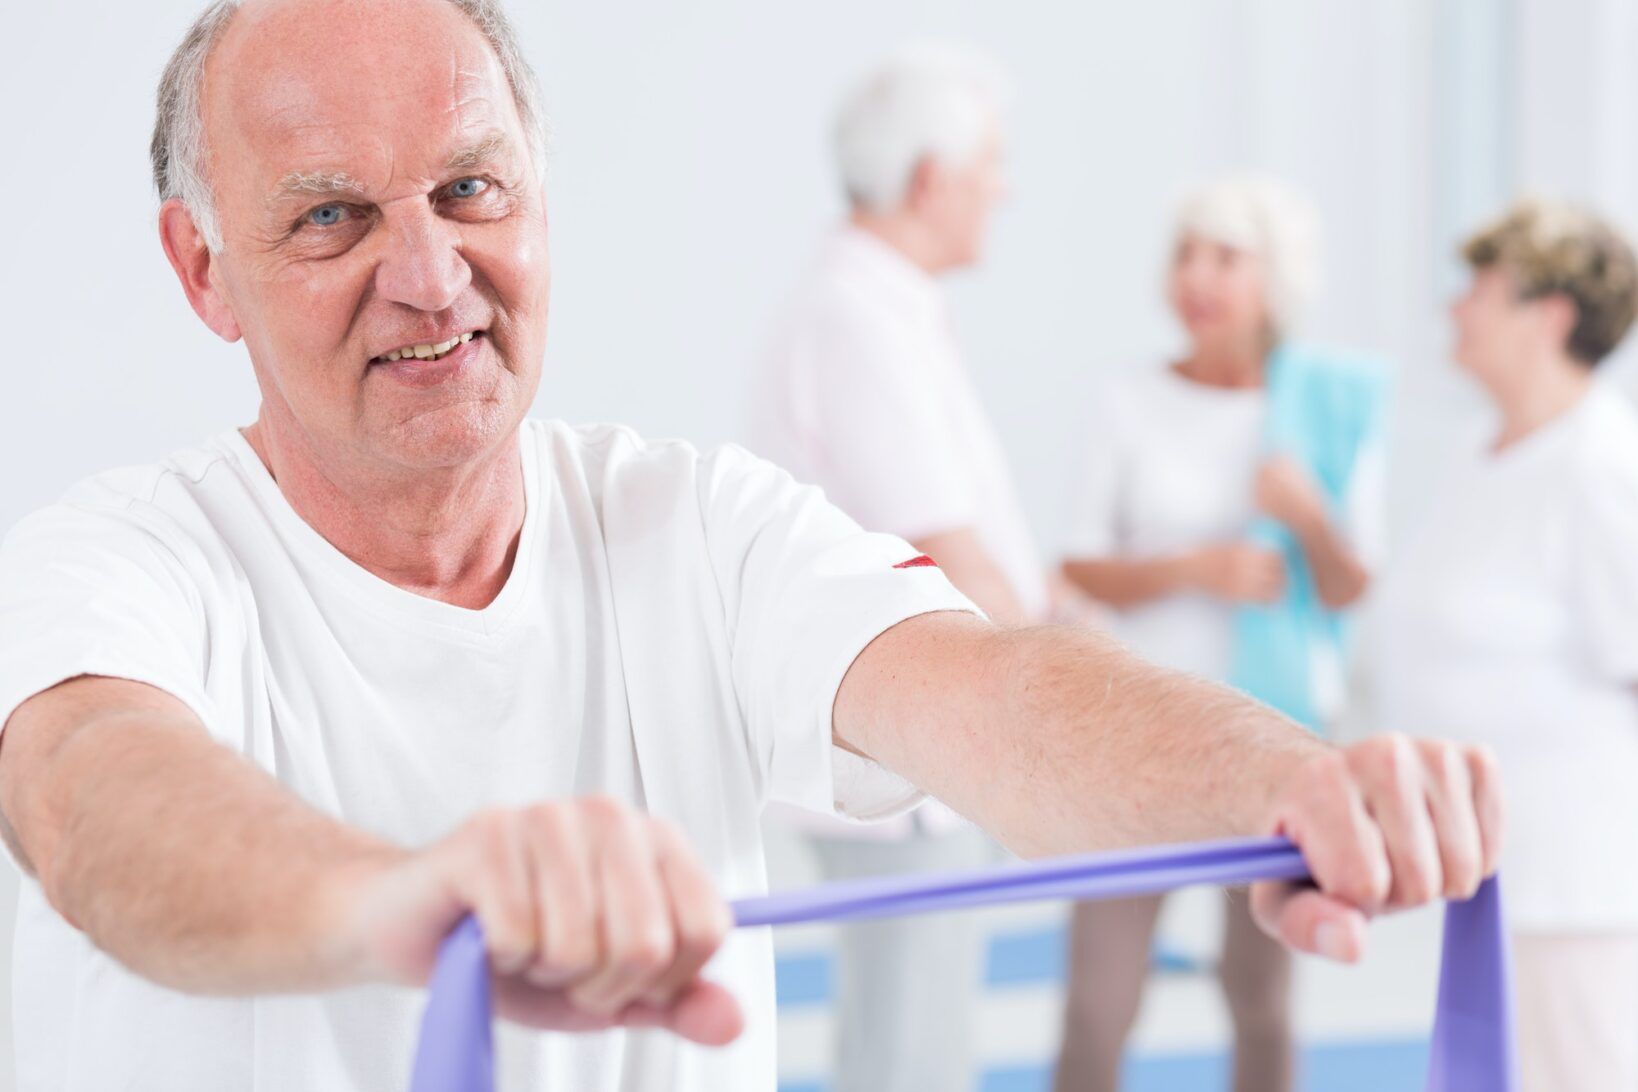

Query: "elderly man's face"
left=920, top=125, right=1006, bottom=271
left=189, top=0, right=549, bottom=471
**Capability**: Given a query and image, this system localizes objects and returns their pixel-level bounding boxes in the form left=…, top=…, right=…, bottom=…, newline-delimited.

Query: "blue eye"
left=448, top=178, right=489, bottom=199
left=308, top=204, right=348, bottom=227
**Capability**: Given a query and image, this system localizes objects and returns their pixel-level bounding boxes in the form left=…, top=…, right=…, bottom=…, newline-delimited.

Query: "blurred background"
left=5, top=0, right=1638, bottom=1089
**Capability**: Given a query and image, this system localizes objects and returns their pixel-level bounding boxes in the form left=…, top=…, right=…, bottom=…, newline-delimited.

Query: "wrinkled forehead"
left=204, top=0, right=525, bottom=208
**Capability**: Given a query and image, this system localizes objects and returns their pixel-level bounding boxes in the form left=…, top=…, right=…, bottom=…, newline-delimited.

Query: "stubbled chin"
left=380, top=404, right=518, bottom=469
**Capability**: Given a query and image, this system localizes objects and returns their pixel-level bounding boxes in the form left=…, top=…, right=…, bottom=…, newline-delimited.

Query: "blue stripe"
left=779, top=1038, right=1429, bottom=1092
left=773, top=951, right=832, bottom=1006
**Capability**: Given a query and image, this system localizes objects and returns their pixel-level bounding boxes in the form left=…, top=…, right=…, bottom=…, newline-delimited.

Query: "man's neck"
left=240, top=413, right=526, bottom=610
left=849, top=210, right=947, bottom=275
left=1489, top=352, right=1593, bottom=452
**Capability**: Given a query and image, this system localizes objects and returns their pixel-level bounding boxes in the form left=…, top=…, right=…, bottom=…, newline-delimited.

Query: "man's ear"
left=903, top=155, right=943, bottom=214
left=157, top=199, right=242, bottom=343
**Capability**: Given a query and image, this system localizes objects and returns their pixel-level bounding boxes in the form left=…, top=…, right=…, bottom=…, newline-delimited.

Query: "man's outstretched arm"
left=834, top=612, right=1503, bottom=961
left=0, top=675, right=743, bottom=1044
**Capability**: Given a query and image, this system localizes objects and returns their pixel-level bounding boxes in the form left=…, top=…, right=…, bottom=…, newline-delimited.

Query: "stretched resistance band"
left=408, top=835, right=1516, bottom=1091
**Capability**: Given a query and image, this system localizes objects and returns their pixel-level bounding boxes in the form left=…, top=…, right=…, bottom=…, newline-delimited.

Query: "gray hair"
left=1173, top=174, right=1323, bottom=336
left=832, top=43, right=1009, bottom=213
left=150, top=0, right=548, bottom=252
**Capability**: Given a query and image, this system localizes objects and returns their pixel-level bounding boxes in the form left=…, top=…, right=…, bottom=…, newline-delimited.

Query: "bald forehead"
left=213, top=0, right=508, bottom=127
left=204, top=0, right=522, bottom=198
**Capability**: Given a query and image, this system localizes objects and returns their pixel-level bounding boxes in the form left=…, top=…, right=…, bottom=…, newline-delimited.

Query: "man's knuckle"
left=1444, top=853, right=1482, bottom=898
left=679, top=911, right=728, bottom=955
left=464, top=806, right=510, bottom=840
left=1397, top=869, right=1435, bottom=906
left=1310, top=750, right=1352, bottom=795
left=1467, top=744, right=1501, bottom=782
left=616, top=928, right=675, bottom=975
left=545, top=930, right=601, bottom=977
left=579, top=793, right=630, bottom=828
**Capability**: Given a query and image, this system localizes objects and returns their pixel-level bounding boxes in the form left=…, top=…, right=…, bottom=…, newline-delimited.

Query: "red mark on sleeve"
left=893, top=555, right=938, bottom=569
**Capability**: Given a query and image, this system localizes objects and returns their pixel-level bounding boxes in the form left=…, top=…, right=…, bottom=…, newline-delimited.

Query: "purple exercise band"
left=408, top=835, right=1516, bottom=1091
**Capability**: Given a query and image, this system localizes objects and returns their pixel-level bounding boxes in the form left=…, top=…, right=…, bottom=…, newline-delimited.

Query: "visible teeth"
left=380, top=332, right=476, bottom=363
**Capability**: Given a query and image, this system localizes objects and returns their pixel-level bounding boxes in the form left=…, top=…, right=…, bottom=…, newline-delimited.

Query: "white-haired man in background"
left=749, top=46, right=1048, bottom=1092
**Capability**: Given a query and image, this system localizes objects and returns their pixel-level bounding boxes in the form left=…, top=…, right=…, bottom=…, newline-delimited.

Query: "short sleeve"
left=697, top=444, right=980, bottom=821
left=804, top=311, right=980, bottom=540
left=1064, top=381, right=1129, bottom=558
left=1570, top=438, right=1638, bottom=682
left=0, top=502, right=214, bottom=739
left=1339, top=437, right=1388, bottom=569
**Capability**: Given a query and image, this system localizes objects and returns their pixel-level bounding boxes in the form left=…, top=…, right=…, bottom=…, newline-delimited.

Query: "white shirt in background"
left=750, top=228, right=1047, bottom=840
left=1377, top=385, right=1638, bottom=932
left=751, top=227, right=1049, bottom=621
left=0, top=420, right=976, bottom=1092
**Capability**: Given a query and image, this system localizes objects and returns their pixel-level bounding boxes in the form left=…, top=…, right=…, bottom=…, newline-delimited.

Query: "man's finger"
left=464, top=811, right=537, bottom=977
left=641, top=818, right=732, bottom=1007
left=491, top=976, right=745, bottom=1047
left=1354, top=735, right=1444, bottom=909
left=1419, top=740, right=1484, bottom=900
left=1466, top=744, right=1506, bottom=878
left=1281, top=751, right=1391, bottom=912
left=567, top=801, right=674, bottom=1017
left=522, top=803, right=599, bottom=990
left=1251, top=881, right=1369, bottom=963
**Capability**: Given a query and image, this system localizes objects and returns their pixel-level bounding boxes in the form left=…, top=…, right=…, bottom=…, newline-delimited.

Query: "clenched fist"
left=341, top=796, right=743, bottom=1045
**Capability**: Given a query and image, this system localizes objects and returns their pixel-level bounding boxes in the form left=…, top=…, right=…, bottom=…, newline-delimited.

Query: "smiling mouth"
left=371, top=330, right=483, bottom=364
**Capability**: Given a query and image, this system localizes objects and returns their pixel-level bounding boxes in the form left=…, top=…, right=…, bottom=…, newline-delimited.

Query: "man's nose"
left=374, top=203, right=471, bottom=312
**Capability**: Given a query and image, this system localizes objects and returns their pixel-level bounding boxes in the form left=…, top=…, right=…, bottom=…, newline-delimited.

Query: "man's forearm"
left=835, top=614, right=1330, bottom=858
left=6, top=688, right=397, bottom=993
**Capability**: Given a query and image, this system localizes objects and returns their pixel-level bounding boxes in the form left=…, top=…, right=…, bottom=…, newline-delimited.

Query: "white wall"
left=1, top=0, right=1622, bottom=1084
left=521, top=0, right=1444, bottom=553
left=0, top=0, right=1456, bottom=540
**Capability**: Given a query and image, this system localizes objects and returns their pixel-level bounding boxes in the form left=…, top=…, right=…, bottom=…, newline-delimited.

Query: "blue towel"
left=1228, top=343, right=1388, bottom=729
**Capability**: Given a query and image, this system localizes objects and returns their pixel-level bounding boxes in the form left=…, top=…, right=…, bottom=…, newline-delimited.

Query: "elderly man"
left=749, top=46, right=1046, bottom=1092
left=0, top=2, right=1499, bottom=1090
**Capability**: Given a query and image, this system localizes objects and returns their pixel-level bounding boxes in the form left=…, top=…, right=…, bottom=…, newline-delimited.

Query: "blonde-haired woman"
left=1378, top=200, right=1638, bottom=1090
left=1053, top=176, right=1387, bottom=1092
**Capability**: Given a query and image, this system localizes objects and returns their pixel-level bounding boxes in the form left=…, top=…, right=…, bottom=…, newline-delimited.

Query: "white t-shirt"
left=750, top=228, right=1044, bottom=841
left=0, top=419, right=975, bottom=1092
left=750, top=227, right=1049, bottom=622
left=1376, top=386, right=1638, bottom=932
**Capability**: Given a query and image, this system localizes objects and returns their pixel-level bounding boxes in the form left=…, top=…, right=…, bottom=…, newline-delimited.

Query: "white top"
left=750, top=227, right=1049, bottom=621
left=1376, top=386, right=1638, bottom=932
left=0, top=420, right=975, bottom=1092
left=750, top=227, right=1045, bottom=840
left=1066, top=366, right=1269, bottom=682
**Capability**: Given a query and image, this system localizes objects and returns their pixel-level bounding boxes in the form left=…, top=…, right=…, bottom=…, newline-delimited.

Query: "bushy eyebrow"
left=267, top=169, right=367, bottom=207
left=444, top=130, right=513, bottom=173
